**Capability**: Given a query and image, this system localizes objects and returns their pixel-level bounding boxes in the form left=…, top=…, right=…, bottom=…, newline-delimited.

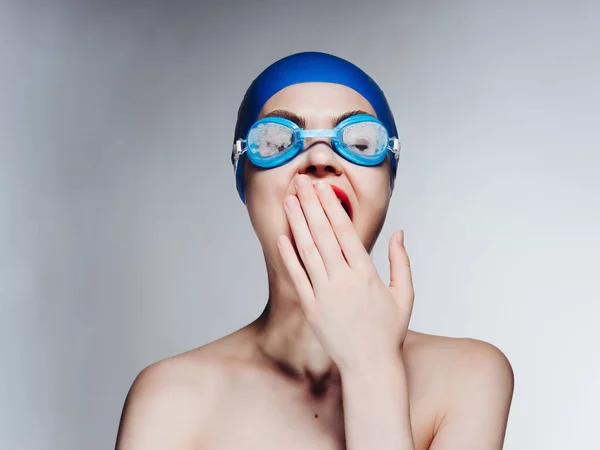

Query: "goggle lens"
left=248, top=122, right=294, bottom=157
left=341, top=121, right=388, bottom=156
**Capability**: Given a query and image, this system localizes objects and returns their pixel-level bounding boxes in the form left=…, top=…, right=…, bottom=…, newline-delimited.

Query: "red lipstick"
left=329, top=184, right=353, bottom=220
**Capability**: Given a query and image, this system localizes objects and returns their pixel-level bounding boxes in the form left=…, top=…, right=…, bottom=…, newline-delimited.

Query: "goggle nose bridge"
left=296, top=129, right=337, bottom=154
left=298, top=129, right=337, bottom=139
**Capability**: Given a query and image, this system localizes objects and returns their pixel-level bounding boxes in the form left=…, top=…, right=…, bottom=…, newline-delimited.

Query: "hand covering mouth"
left=328, top=184, right=353, bottom=221
left=286, top=183, right=353, bottom=254
left=287, top=182, right=353, bottom=228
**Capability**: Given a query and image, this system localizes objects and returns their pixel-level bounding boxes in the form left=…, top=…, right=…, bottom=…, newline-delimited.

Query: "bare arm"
left=429, top=340, right=514, bottom=450
left=341, top=354, right=415, bottom=450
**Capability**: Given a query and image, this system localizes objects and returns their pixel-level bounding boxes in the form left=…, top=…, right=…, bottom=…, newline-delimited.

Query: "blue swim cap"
left=232, top=51, right=398, bottom=203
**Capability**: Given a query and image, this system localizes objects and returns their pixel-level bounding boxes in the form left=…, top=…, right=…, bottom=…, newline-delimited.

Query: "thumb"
left=388, top=230, right=415, bottom=307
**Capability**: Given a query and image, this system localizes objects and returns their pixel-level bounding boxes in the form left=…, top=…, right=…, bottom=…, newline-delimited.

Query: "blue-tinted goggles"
left=232, top=114, right=400, bottom=174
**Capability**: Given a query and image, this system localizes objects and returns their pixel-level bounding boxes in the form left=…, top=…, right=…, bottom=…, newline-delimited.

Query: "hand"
left=277, top=174, right=415, bottom=374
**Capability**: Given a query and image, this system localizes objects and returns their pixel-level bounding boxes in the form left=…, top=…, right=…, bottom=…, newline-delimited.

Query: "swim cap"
left=232, top=51, right=398, bottom=203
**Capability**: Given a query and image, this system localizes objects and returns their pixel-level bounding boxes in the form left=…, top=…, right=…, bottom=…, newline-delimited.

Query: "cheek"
left=350, top=166, right=390, bottom=240
left=244, top=166, right=292, bottom=241
left=353, top=165, right=391, bottom=206
left=245, top=165, right=291, bottom=206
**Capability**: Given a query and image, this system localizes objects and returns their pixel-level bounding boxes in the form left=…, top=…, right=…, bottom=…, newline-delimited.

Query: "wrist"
left=339, top=351, right=406, bottom=383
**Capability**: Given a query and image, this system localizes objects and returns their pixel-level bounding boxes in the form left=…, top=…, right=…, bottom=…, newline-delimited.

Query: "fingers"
left=314, top=179, right=373, bottom=272
left=276, top=235, right=316, bottom=310
left=293, top=176, right=346, bottom=273
left=388, top=230, right=415, bottom=309
left=283, top=195, right=329, bottom=288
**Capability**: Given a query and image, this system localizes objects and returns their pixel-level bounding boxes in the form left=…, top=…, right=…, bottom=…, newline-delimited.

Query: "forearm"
left=340, top=354, right=415, bottom=450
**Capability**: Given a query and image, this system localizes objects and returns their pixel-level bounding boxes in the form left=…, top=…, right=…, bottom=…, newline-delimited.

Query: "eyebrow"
left=258, top=109, right=375, bottom=128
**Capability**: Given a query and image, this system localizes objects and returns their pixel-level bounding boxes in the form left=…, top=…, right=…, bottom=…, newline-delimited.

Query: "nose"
left=297, top=140, right=343, bottom=178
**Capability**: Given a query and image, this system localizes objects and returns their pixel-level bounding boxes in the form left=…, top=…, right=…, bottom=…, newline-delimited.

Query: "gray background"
left=1, top=0, right=599, bottom=449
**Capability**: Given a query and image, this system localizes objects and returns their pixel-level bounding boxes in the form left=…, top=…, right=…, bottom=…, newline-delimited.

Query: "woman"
left=116, top=52, right=514, bottom=450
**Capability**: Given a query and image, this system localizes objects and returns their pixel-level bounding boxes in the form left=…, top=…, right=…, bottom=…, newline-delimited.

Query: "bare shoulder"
left=115, top=335, right=242, bottom=450
left=405, top=330, right=513, bottom=374
left=404, top=330, right=515, bottom=448
left=405, top=330, right=514, bottom=397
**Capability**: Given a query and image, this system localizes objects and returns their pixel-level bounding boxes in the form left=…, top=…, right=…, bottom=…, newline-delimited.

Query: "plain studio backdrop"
left=1, top=0, right=598, bottom=449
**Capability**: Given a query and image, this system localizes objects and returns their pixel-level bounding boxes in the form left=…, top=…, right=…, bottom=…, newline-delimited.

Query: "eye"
left=261, top=139, right=291, bottom=156
left=353, top=139, right=371, bottom=152
left=250, top=122, right=293, bottom=156
left=343, top=129, right=376, bottom=154
left=341, top=121, right=387, bottom=156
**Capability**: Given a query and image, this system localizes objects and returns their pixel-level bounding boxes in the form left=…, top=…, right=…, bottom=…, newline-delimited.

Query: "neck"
left=251, top=267, right=340, bottom=387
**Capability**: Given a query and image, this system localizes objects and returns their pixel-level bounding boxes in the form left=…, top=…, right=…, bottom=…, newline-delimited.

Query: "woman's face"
left=243, top=82, right=392, bottom=278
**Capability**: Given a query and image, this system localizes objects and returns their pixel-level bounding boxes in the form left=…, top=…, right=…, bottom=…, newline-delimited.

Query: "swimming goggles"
left=232, top=114, right=400, bottom=174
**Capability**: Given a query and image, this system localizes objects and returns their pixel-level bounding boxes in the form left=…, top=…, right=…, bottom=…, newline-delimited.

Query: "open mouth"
left=329, top=184, right=353, bottom=221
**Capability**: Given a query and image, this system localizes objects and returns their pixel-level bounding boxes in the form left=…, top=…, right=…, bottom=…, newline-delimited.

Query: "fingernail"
left=284, top=196, right=296, bottom=210
left=396, top=230, right=404, bottom=245
left=295, top=176, right=309, bottom=187
left=316, top=180, right=327, bottom=192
